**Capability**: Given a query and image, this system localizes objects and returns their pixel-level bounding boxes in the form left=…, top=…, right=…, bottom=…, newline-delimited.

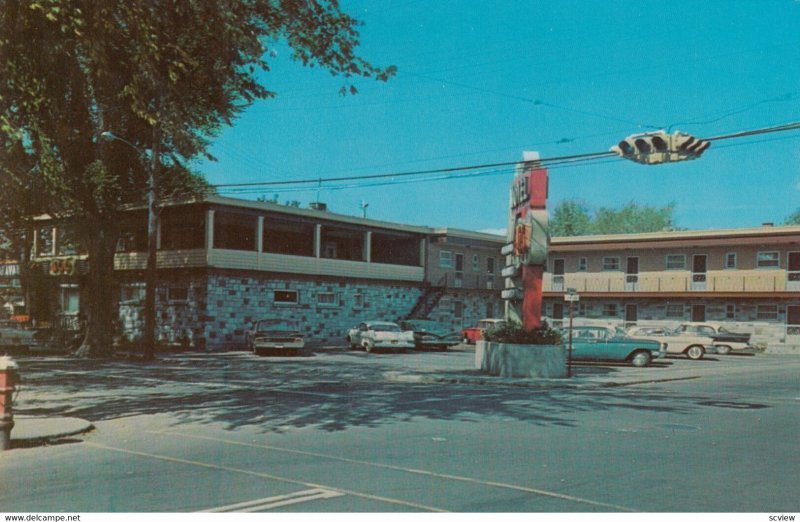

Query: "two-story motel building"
left=26, top=195, right=800, bottom=350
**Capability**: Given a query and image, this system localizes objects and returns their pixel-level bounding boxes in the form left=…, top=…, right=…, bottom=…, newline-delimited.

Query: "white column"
left=314, top=224, right=322, bottom=258
left=206, top=209, right=215, bottom=250
left=364, top=231, right=372, bottom=262
left=256, top=216, right=264, bottom=252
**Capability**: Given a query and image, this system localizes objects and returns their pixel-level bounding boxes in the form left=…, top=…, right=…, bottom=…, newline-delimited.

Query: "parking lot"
left=3, top=346, right=798, bottom=512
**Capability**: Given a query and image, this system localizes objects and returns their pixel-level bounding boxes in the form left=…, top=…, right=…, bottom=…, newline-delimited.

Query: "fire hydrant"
left=0, top=356, right=19, bottom=451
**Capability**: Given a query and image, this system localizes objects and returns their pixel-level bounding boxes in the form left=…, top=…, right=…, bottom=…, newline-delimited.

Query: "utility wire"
left=210, top=119, right=800, bottom=193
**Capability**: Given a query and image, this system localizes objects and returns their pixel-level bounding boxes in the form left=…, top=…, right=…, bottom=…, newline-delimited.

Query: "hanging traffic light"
left=611, top=131, right=710, bottom=164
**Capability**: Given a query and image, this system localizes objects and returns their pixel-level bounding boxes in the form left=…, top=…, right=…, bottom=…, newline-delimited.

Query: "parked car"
left=0, top=320, right=46, bottom=351
left=246, top=319, right=305, bottom=356
left=566, top=326, right=666, bottom=367
left=398, top=319, right=461, bottom=351
left=461, top=318, right=506, bottom=344
left=625, top=325, right=715, bottom=360
left=347, top=321, right=415, bottom=352
left=676, top=322, right=753, bottom=355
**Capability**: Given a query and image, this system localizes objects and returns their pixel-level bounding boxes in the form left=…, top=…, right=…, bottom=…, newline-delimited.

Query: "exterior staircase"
left=405, top=276, right=447, bottom=320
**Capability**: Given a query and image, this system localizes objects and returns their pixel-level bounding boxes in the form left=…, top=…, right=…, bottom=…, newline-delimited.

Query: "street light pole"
left=100, top=130, right=159, bottom=359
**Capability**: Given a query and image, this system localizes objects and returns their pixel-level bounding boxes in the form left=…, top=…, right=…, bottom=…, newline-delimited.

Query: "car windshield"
left=371, top=323, right=401, bottom=332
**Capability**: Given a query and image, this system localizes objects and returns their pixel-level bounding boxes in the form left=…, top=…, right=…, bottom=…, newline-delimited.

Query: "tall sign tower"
left=501, top=152, right=549, bottom=331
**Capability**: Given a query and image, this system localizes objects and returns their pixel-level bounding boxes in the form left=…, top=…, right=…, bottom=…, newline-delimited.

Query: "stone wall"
left=118, top=270, right=504, bottom=351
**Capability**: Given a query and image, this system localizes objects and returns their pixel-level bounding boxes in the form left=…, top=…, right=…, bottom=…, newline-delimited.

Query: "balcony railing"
left=543, top=269, right=796, bottom=293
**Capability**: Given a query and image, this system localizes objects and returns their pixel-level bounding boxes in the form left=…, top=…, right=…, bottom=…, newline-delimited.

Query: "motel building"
left=542, top=225, right=800, bottom=349
left=24, top=195, right=800, bottom=351
left=26, top=196, right=504, bottom=350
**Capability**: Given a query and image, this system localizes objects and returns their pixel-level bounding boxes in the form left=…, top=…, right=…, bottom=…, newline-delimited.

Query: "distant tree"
left=784, top=209, right=800, bottom=225
left=550, top=200, right=678, bottom=236
left=0, top=1, right=395, bottom=358
left=549, top=200, right=592, bottom=237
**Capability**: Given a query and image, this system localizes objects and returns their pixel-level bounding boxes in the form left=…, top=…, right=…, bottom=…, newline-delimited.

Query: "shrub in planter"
left=483, top=320, right=562, bottom=345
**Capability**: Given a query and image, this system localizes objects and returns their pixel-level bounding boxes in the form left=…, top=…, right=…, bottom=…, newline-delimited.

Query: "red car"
left=461, top=318, right=506, bottom=344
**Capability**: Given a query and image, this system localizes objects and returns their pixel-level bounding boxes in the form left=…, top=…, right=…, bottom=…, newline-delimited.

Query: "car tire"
left=685, top=345, right=705, bottom=360
left=364, top=341, right=372, bottom=353
left=630, top=350, right=652, bottom=367
left=715, top=345, right=732, bottom=355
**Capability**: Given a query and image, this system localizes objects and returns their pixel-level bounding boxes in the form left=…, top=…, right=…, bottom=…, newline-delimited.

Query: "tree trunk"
left=74, top=220, right=117, bottom=358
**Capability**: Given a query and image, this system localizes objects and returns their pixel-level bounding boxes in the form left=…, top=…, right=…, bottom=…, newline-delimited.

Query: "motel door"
left=788, top=305, right=800, bottom=338
left=691, top=304, right=706, bottom=322
left=788, top=252, right=800, bottom=291
left=692, top=255, right=707, bottom=291
left=454, top=253, right=464, bottom=288
left=552, top=258, right=565, bottom=292
left=625, top=257, right=639, bottom=291
left=625, top=304, right=638, bottom=327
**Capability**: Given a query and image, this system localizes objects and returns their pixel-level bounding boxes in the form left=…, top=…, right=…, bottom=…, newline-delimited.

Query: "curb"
left=383, top=370, right=702, bottom=389
left=11, top=416, right=95, bottom=445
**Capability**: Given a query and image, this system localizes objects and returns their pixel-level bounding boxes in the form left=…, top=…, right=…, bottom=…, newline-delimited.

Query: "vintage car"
left=0, top=320, right=46, bottom=351
left=566, top=326, right=666, bottom=367
left=398, top=319, right=462, bottom=351
left=461, top=318, right=506, bottom=344
left=676, top=322, right=753, bottom=355
left=347, top=321, right=415, bottom=352
left=625, top=325, right=715, bottom=360
left=246, top=319, right=305, bottom=356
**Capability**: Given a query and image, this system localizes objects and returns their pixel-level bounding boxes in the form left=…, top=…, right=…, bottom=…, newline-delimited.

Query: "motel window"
left=273, top=290, right=299, bottom=305
left=756, top=305, right=779, bottom=321
left=317, top=292, right=339, bottom=307
left=602, top=257, right=620, bottom=271
left=725, top=253, right=737, bottom=269
left=726, top=304, right=736, bottom=320
left=214, top=212, right=257, bottom=251
left=439, top=251, right=453, bottom=268
left=120, top=283, right=145, bottom=304
left=161, top=209, right=205, bottom=250
left=117, top=214, right=148, bottom=253
left=56, top=226, right=81, bottom=256
left=577, top=257, right=587, bottom=272
left=320, top=225, right=364, bottom=261
left=486, top=302, right=494, bottom=318
left=666, top=304, right=684, bottom=318
left=263, top=218, right=315, bottom=257
left=371, top=232, right=420, bottom=266
left=756, top=251, right=780, bottom=269
left=487, top=257, right=496, bottom=274
left=167, top=286, right=189, bottom=303
left=472, top=255, right=480, bottom=272
left=577, top=303, right=587, bottom=317
left=665, top=254, right=686, bottom=270
left=37, top=226, right=54, bottom=257
left=454, top=301, right=464, bottom=318
left=602, top=303, right=618, bottom=317
left=353, top=293, right=366, bottom=309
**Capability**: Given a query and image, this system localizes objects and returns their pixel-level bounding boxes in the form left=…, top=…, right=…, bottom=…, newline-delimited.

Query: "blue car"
left=564, top=326, right=666, bottom=367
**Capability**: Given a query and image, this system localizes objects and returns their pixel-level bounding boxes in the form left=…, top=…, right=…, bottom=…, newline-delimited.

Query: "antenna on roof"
left=360, top=200, right=369, bottom=218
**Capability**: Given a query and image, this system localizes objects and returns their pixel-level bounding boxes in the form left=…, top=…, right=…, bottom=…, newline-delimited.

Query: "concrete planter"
left=475, top=340, right=567, bottom=379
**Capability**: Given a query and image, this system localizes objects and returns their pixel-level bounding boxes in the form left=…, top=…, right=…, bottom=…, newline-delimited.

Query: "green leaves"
left=550, top=199, right=678, bottom=236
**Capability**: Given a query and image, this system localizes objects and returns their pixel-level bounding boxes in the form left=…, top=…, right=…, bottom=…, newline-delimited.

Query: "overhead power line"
left=210, top=120, right=800, bottom=193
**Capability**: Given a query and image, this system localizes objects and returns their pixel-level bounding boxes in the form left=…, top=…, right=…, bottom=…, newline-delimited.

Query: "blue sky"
left=196, top=0, right=800, bottom=234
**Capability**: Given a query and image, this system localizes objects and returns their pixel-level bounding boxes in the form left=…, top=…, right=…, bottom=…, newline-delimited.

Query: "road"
left=1, top=348, right=798, bottom=512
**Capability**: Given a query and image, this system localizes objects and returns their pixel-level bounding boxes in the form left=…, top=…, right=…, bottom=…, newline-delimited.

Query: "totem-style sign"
left=501, top=153, right=549, bottom=331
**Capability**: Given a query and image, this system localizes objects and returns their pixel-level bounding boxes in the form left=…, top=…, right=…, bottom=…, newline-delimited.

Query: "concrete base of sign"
left=475, top=340, right=567, bottom=379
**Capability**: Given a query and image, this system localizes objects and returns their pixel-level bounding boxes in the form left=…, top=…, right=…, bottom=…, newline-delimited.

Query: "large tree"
left=0, top=1, right=394, bottom=357
left=550, top=199, right=678, bottom=236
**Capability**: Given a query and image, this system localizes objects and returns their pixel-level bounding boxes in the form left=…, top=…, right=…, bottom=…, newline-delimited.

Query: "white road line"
left=148, top=430, right=633, bottom=512
left=200, top=488, right=344, bottom=512
left=82, top=441, right=445, bottom=512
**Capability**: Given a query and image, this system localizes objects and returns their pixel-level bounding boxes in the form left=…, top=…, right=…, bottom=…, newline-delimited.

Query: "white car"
left=625, top=326, right=714, bottom=360
left=676, top=322, right=753, bottom=355
left=347, top=321, right=415, bottom=352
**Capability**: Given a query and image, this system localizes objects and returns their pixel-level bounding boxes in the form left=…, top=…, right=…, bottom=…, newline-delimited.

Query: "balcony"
left=544, top=269, right=797, bottom=294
